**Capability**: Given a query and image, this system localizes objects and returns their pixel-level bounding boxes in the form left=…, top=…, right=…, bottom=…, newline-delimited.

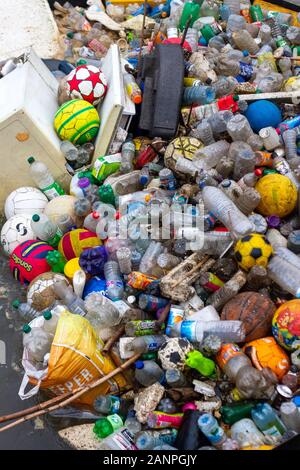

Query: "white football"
left=1, top=214, right=36, bottom=255
left=5, top=187, right=48, bottom=219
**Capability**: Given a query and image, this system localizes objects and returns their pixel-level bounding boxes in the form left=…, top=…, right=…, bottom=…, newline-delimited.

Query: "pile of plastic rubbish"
left=2, top=0, right=300, bottom=451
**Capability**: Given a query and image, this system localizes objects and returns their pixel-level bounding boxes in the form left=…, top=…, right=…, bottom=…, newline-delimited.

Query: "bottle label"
left=42, top=181, right=65, bottom=200
left=263, top=425, right=282, bottom=437
left=216, top=343, right=243, bottom=369
left=92, top=154, right=122, bottom=182
left=112, top=429, right=137, bottom=450
left=149, top=412, right=183, bottom=429
left=180, top=321, right=195, bottom=341
left=106, top=280, right=123, bottom=289
left=166, top=306, right=184, bottom=336
left=130, top=320, right=161, bottom=336
left=107, top=414, right=123, bottom=432
left=128, top=272, right=158, bottom=289
left=109, top=397, right=121, bottom=414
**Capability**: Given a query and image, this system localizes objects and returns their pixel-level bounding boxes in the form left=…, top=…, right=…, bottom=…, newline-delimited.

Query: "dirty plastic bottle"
left=139, top=241, right=163, bottom=275
left=31, top=214, right=63, bottom=247
left=216, top=343, right=252, bottom=382
left=60, top=141, right=78, bottom=166
left=202, top=186, right=254, bottom=239
left=94, top=395, right=130, bottom=418
left=193, top=120, right=215, bottom=146
left=198, top=414, right=228, bottom=449
left=23, top=324, right=53, bottom=364
left=74, top=198, right=92, bottom=217
left=123, top=73, right=142, bottom=104
left=104, top=260, right=124, bottom=301
left=165, top=369, right=187, bottom=388
left=84, top=292, right=121, bottom=328
left=57, top=213, right=76, bottom=234
left=230, top=418, right=265, bottom=448
left=232, top=30, right=259, bottom=54
left=12, top=300, right=41, bottom=321
left=259, top=127, right=281, bottom=151
left=280, top=402, right=300, bottom=433
left=251, top=403, right=287, bottom=438
left=83, top=211, right=100, bottom=232
left=126, top=335, right=166, bottom=354
left=182, top=86, right=215, bottom=106
left=176, top=320, right=245, bottom=344
left=125, top=417, right=142, bottom=435
left=134, top=360, right=164, bottom=387
left=116, top=247, right=132, bottom=274
left=96, top=427, right=137, bottom=450
left=157, top=253, right=180, bottom=270
left=274, top=246, right=300, bottom=269
left=227, top=114, right=253, bottom=142
left=283, top=129, right=297, bottom=161
left=233, top=148, right=256, bottom=180
left=267, top=255, right=300, bottom=298
left=135, top=429, right=178, bottom=450
left=195, top=140, right=230, bottom=171
left=73, top=269, right=86, bottom=299
left=27, top=157, right=65, bottom=200
left=224, top=0, right=241, bottom=16
left=120, top=137, right=136, bottom=173
left=53, top=281, right=86, bottom=316
left=185, top=28, right=199, bottom=52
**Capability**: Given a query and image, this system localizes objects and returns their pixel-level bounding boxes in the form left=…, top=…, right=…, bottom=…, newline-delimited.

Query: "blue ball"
left=244, top=100, right=282, bottom=133
left=83, top=276, right=108, bottom=300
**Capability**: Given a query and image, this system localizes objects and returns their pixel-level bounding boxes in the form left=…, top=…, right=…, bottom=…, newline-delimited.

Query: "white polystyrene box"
left=0, top=49, right=70, bottom=210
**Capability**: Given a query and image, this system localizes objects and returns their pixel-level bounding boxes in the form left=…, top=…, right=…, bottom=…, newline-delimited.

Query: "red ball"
left=66, top=65, right=108, bottom=106
left=10, top=240, right=54, bottom=285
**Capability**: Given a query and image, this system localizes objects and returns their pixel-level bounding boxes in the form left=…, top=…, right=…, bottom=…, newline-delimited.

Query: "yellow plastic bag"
left=19, top=311, right=127, bottom=405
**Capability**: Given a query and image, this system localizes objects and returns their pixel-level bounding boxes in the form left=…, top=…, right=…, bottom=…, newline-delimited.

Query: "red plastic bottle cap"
left=92, top=211, right=100, bottom=219
left=275, top=128, right=281, bottom=135
left=214, top=227, right=229, bottom=232
left=255, top=168, right=263, bottom=176
left=163, top=37, right=192, bottom=53
left=115, top=211, right=121, bottom=220
left=133, top=95, right=142, bottom=105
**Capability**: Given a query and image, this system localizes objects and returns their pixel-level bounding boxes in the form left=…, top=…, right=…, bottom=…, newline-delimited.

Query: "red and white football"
left=66, top=65, right=108, bottom=106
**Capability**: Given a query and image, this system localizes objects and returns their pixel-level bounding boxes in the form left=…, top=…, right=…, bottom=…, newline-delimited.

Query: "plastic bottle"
left=83, top=211, right=100, bottom=232
left=96, top=427, right=137, bottom=450
left=182, top=86, right=215, bottom=106
left=165, top=369, right=187, bottom=388
left=227, top=114, right=253, bottom=142
left=157, top=253, right=180, bottom=270
left=267, top=255, right=300, bottom=298
left=193, top=120, right=215, bottom=146
left=179, top=2, right=200, bottom=31
left=216, top=343, right=252, bottom=382
left=23, top=324, right=52, bottom=364
left=116, top=247, right=132, bottom=275
left=195, top=140, right=231, bottom=171
left=120, top=137, right=136, bottom=173
left=139, top=241, right=163, bottom=275
left=84, top=292, right=121, bottom=328
left=57, top=213, right=76, bottom=234
left=185, top=28, right=199, bottom=52
left=283, top=129, right=297, bottom=161
left=126, top=335, right=166, bottom=354
left=198, top=414, right=228, bottom=449
left=98, top=184, right=115, bottom=206
left=233, top=148, right=256, bottom=180
left=230, top=418, right=265, bottom=448
left=31, top=214, right=63, bottom=247
left=280, top=402, right=300, bottom=433
left=232, top=30, right=259, bottom=54
left=202, top=186, right=255, bottom=239
left=12, top=300, right=41, bottom=321
left=94, top=395, right=130, bottom=418
left=74, top=198, right=91, bottom=217
left=123, top=73, right=142, bottom=104
left=147, top=411, right=183, bottom=429
left=94, top=414, right=124, bottom=439
left=207, top=270, right=247, bottom=310
left=60, top=141, right=79, bottom=166
left=27, top=157, right=65, bottom=200
left=125, top=320, right=164, bottom=336
left=104, top=260, right=124, bottom=301
left=259, top=127, right=281, bottom=151
left=251, top=403, right=287, bottom=438
left=175, top=320, right=245, bottom=344
left=53, top=281, right=86, bottom=316
left=185, top=350, right=216, bottom=377
left=135, top=429, right=178, bottom=450
left=124, top=417, right=142, bottom=435
left=237, top=171, right=261, bottom=191
left=221, top=402, right=257, bottom=425
left=134, top=360, right=164, bottom=387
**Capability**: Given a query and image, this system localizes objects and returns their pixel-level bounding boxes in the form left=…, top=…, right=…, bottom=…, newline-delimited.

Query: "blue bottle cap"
left=242, top=50, right=249, bottom=56
left=140, top=176, right=149, bottom=186
left=135, top=361, right=144, bottom=369
left=199, top=37, right=208, bottom=46
left=293, top=396, right=300, bottom=407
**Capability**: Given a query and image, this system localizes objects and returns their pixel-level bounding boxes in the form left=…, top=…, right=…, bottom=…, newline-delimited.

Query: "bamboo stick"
left=0, top=353, right=141, bottom=433
left=102, top=325, right=125, bottom=353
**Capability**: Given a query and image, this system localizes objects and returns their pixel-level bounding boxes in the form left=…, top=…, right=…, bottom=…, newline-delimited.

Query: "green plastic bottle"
left=249, top=5, right=264, bottom=22
left=46, top=250, right=67, bottom=273
left=220, top=402, right=257, bottom=425
left=98, top=184, right=115, bottom=206
left=185, top=350, right=216, bottom=377
left=93, top=414, right=124, bottom=439
left=179, top=2, right=200, bottom=31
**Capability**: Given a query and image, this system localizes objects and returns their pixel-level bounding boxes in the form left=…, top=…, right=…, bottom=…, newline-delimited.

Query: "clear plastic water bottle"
left=57, top=213, right=76, bottom=234
left=202, top=186, right=255, bottom=239
left=60, top=141, right=78, bottom=166
left=198, top=413, right=228, bottom=449
left=104, top=260, right=124, bottom=300
left=195, top=140, right=231, bottom=171
left=31, top=214, right=63, bottom=247
left=259, top=127, right=281, bottom=151
left=120, top=137, right=135, bottom=173
left=283, top=129, right=297, bottom=161
left=125, top=417, right=142, bottom=435
left=274, top=246, right=300, bottom=269
left=233, top=148, right=256, bottom=180
left=174, top=320, right=245, bottom=344
left=227, top=114, right=253, bottom=142
left=212, top=77, right=237, bottom=99
left=157, top=253, right=180, bottom=270
left=182, top=86, right=215, bottom=106
left=280, top=402, right=300, bottom=433
left=135, top=429, right=178, bottom=450
left=165, top=369, right=187, bottom=387
left=84, top=293, right=121, bottom=330
left=193, top=120, right=215, bottom=146
left=116, top=247, right=132, bottom=274
left=83, top=211, right=100, bottom=232
left=126, top=335, right=166, bottom=354
left=134, top=360, right=164, bottom=387
left=23, top=324, right=53, bottom=364
left=232, top=30, right=259, bottom=54
left=94, top=395, right=130, bottom=417
left=27, top=157, right=65, bottom=200
left=139, top=241, right=163, bottom=275
left=53, top=281, right=86, bottom=316
left=185, top=28, right=199, bottom=52
left=267, top=255, right=300, bottom=298
left=230, top=418, right=265, bottom=448
left=96, top=427, right=137, bottom=450
left=12, top=300, right=41, bottom=321
left=217, top=343, right=252, bottom=382
left=223, top=0, right=241, bottom=16
left=251, top=403, right=287, bottom=438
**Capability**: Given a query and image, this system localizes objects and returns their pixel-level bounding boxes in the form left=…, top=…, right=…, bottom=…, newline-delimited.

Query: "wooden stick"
left=0, top=353, right=141, bottom=433
left=138, top=0, right=147, bottom=74
left=102, top=325, right=125, bottom=353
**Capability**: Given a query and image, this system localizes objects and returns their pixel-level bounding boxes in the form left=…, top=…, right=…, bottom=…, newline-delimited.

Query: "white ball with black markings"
left=1, top=214, right=36, bottom=255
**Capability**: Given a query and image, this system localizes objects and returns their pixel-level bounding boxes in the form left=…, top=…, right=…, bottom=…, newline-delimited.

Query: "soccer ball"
left=255, top=174, right=297, bottom=218
left=243, top=337, right=290, bottom=380
left=4, top=187, right=48, bottom=219
left=1, top=215, right=36, bottom=256
left=158, top=337, right=193, bottom=371
left=27, top=272, right=69, bottom=311
left=164, top=137, right=203, bottom=174
left=65, top=65, right=108, bottom=106
left=272, top=299, right=300, bottom=351
left=234, top=233, right=273, bottom=272
left=54, top=99, right=100, bottom=145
